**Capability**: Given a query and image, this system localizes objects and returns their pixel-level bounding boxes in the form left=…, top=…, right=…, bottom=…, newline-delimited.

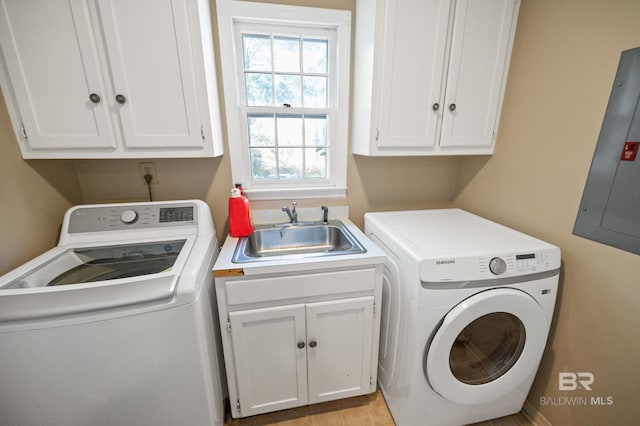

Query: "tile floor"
left=223, top=390, right=533, bottom=426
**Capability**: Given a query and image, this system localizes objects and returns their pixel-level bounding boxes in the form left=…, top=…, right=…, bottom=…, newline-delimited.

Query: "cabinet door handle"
left=115, top=94, right=127, bottom=105
left=432, top=103, right=440, bottom=111
left=297, top=342, right=306, bottom=349
left=309, top=341, right=317, bottom=348
left=89, top=93, right=101, bottom=104
left=449, top=103, right=456, bottom=111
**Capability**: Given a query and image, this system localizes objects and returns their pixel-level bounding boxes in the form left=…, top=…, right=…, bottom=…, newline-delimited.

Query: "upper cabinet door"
left=376, top=0, right=450, bottom=151
left=0, top=0, right=115, bottom=150
left=97, top=0, right=205, bottom=149
left=439, top=0, right=518, bottom=149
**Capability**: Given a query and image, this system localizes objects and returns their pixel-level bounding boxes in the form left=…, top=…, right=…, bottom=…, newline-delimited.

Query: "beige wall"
left=0, top=91, right=83, bottom=275
left=455, top=0, right=640, bottom=424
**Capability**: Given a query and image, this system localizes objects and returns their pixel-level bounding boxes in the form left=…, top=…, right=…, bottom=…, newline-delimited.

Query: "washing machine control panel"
left=67, top=202, right=198, bottom=233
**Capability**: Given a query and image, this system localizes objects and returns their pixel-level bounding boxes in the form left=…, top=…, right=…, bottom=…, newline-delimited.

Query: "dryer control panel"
left=479, top=251, right=552, bottom=276
left=421, top=248, right=560, bottom=283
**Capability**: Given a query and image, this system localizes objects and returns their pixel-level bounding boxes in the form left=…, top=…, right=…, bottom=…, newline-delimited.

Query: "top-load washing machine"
left=0, top=200, right=226, bottom=426
left=365, top=209, right=560, bottom=426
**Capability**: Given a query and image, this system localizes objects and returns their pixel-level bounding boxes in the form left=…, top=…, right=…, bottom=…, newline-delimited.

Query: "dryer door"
left=425, top=288, right=548, bottom=405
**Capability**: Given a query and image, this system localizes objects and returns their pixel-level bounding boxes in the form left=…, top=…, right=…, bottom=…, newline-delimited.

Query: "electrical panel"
left=574, top=47, right=640, bottom=254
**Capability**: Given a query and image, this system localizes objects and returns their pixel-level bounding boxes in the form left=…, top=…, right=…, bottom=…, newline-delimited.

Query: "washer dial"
left=120, top=209, right=139, bottom=224
left=489, top=257, right=507, bottom=275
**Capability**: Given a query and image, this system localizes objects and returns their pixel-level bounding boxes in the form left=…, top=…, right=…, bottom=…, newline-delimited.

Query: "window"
left=217, top=1, right=351, bottom=199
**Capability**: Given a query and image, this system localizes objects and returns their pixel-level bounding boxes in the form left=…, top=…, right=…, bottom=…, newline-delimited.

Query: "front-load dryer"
left=365, top=209, right=560, bottom=426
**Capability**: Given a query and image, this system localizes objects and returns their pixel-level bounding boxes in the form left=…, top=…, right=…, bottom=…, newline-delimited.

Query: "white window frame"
left=217, top=0, right=351, bottom=200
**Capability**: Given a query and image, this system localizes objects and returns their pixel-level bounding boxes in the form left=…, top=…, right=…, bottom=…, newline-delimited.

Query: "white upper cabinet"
left=0, top=0, right=223, bottom=159
left=352, top=0, right=520, bottom=156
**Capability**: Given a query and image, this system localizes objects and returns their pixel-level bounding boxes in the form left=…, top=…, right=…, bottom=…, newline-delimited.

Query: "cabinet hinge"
left=373, top=302, right=377, bottom=314
left=226, top=317, right=231, bottom=332
left=375, top=128, right=380, bottom=141
left=20, top=123, right=27, bottom=140
left=370, top=377, right=374, bottom=386
left=236, top=399, right=241, bottom=411
left=201, top=126, right=205, bottom=141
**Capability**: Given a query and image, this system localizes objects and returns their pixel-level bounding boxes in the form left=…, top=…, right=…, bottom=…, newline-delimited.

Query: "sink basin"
left=232, top=220, right=367, bottom=263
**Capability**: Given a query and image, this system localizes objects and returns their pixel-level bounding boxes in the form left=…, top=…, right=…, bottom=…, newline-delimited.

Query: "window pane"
left=245, top=73, right=273, bottom=106
left=273, top=36, right=300, bottom=73
left=277, top=115, right=303, bottom=146
left=229, top=19, right=346, bottom=192
left=304, top=115, right=327, bottom=146
left=243, top=34, right=271, bottom=71
left=303, top=76, right=328, bottom=108
left=248, top=114, right=275, bottom=146
left=305, top=147, right=328, bottom=178
left=275, top=74, right=301, bottom=107
left=250, top=148, right=276, bottom=180
left=303, top=39, right=328, bottom=73
left=278, top=148, right=303, bottom=179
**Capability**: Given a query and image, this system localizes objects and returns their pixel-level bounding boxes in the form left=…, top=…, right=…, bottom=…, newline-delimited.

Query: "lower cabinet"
left=214, top=266, right=383, bottom=419
left=229, top=297, right=374, bottom=417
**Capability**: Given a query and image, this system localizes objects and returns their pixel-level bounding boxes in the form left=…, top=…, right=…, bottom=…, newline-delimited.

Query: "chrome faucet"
left=282, top=201, right=298, bottom=224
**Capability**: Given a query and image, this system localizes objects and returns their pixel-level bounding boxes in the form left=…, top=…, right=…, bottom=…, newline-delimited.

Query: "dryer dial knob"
left=120, top=209, right=139, bottom=224
left=489, top=257, right=507, bottom=275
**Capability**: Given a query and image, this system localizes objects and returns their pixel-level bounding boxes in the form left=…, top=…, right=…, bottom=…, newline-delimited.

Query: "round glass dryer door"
left=425, top=288, right=548, bottom=405
left=449, top=312, right=525, bottom=385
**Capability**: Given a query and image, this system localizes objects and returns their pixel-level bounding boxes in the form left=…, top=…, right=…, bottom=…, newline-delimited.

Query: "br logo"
left=559, top=372, right=594, bottom=391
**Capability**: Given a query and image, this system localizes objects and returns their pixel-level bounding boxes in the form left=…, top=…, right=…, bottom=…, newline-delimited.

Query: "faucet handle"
left=291, top=201, right=297, bottom=209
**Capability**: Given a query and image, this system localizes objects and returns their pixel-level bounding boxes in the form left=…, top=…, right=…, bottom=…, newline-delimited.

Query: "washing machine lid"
left=2, top=240, right=187, bottom=289
left=425, top=288, right=549, bottom=405
left=0, top=237, right=195, bottom=322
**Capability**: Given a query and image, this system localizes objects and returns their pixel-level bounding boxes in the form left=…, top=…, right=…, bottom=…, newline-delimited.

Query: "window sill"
left=244, top=186, right=347, bottom=201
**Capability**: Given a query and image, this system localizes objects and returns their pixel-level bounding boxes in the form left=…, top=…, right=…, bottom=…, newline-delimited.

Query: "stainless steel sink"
left=232, top=220, right=367, bottom=263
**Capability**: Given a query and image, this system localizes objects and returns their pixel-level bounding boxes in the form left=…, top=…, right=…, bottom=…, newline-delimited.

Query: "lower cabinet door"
left=229, top=304, right=308, bottom=417
left=306, top=296, right=375, bottom=404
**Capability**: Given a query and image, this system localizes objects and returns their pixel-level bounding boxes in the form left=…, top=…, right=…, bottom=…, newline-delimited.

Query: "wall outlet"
left=138, top=162, right=158, bottom=185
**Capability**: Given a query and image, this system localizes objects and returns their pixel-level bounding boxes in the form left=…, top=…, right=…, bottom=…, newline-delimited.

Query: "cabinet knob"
left=432, top=103, right=440, bottom=111
left=309, top=341, right=317, bottom=348
left=89, top=93, right=101, bottom=104
left=449, top=103, right=456, bottom=111
left=115, top=94, right=127, bottom=105
left=297, top=342, right=305, bottom=349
